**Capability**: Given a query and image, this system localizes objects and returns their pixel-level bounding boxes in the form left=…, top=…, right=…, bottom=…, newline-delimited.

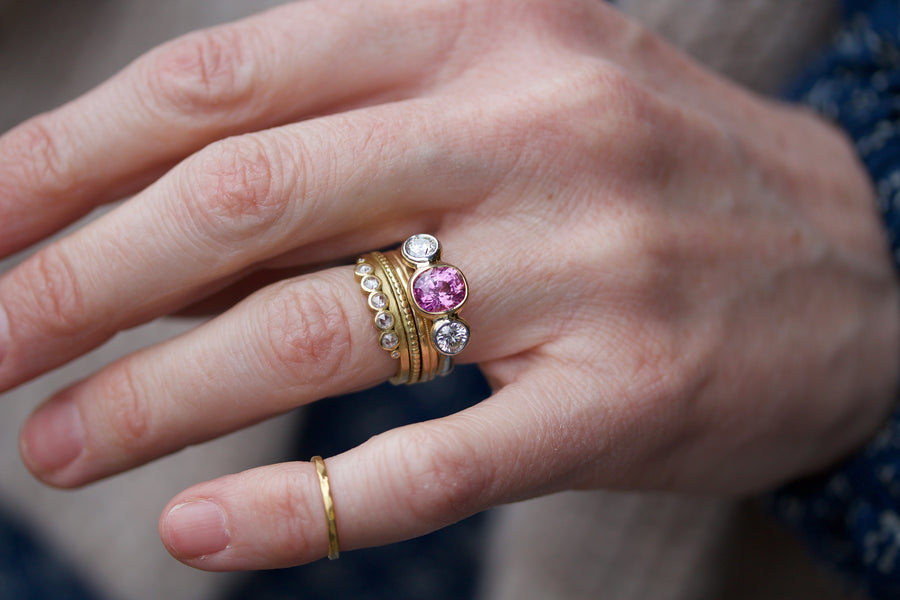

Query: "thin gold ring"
left=311, top=456, right=340, bottom=560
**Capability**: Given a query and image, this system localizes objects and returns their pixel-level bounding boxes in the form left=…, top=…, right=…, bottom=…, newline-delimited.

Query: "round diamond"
left=391, top=351, right=401, bottom=359
left=355, top=263, right=373, bottom=276
left=402, top=234, right=440, bottom=263
left=379, top=331, right=399, bottom=350
left=362, top=276, right=380, bottom=291
left=412, top=265, right=467, bottom=314
left=369, top=292, right=388, bottom=310
left=375, top=311, right=394, bottom=330
left=433, top=320, right=469, bottom=355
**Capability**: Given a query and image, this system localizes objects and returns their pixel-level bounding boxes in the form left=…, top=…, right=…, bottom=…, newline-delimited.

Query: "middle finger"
left=0, top=99, right=500, bottom=392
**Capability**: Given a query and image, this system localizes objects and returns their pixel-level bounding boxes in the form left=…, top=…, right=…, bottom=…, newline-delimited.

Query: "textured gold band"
left=373, top=251, right=422, bottom=384
left=312, top=456, right=340, bottom=560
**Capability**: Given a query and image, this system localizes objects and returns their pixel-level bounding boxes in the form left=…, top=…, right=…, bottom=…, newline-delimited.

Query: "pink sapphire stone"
left=412, top=266, right=466, bottom=314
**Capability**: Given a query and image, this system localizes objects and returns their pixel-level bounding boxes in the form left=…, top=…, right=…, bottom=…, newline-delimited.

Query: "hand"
left=2, top=0, right=897, bottom=570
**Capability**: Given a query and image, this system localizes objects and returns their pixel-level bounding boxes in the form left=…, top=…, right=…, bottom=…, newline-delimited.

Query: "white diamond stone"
left=380, top=331, right=399, bottom=350
left=391, top=351, right=401, bottom=359
left=355, top=263, right=373, bottom=276
left=433, top=320, right=469, bottom=355
left=402, top=234, right=440, bottom=262
left=369, top=292, right=388, bottom=309
left=362, top=276, right=380, bottom=291
left=375, top=312, right=394, bottom=330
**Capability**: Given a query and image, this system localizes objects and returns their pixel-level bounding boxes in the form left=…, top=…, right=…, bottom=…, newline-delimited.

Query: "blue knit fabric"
left=771, top=2, right=900, bottom=599
left=0, top=503, right=103, bottom=600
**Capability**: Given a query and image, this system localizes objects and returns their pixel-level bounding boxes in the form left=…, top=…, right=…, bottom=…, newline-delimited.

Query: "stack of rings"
left=354, top=234, right=470, bottom=384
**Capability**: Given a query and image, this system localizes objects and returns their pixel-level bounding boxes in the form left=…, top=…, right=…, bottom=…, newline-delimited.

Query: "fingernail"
left=164, top=501, right=230, bottom=558
left=21, top=396, right=85, bottom=474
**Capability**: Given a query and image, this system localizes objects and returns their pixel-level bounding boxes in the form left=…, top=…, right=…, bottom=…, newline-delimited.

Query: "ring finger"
left=18, top=228, right=529, bottom=488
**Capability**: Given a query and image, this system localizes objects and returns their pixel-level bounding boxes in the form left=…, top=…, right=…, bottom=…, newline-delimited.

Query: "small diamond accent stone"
left=375, top=312, right=394, bottom=330
left=412, top=266, right=467, bottom=314
left=362, top=276, right=380, bottom=291
left=380, top=331, right=399, bottom=350
left=433, top=320, right=469, bottom=355
left=402, top=234, right=440, bottom=263
left=369, top=292, right=388, bottom=309
left=355, top=263, right=373, bottom=276
left=391, top=351, right=401, bottom=359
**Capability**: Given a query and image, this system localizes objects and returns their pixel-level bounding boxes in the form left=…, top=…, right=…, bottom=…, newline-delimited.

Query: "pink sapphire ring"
left=355, top=234, right=470, bottom=384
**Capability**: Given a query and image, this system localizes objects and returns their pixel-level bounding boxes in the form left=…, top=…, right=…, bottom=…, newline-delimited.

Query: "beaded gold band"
left=311, top=456, right=340, bottom=560
left=356, top=252, right=417, bottom=384
left=355, top=234, right=470, bottom=385
left=354, top=257, right=404, bottom=359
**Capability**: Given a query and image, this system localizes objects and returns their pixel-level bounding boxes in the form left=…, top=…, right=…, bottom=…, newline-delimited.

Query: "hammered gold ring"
left=355, top=234, right=470, bottom=384
left=312, top=456, right=340, bottom=560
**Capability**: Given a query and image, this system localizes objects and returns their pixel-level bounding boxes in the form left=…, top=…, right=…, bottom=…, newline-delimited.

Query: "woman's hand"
left=2, top=0, right=897, bottom=569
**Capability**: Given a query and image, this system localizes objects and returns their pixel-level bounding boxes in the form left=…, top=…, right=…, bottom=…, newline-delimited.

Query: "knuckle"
left=13, top=247, right=87, bottom=336
left=97, top=360, right=152, bottom=450
left=262, top=280, right=353, bottom=384
left=6, top=115, right=76, bottom=193
left=387, top=424, right=490, bottom=527
left=147, top=26, right=257, bottom=117
left=572, top=62, right=662, bottom=141
left=182, top=135, right=293, bottom=242
left=504, top=61, right=673, bottom=184
left=553, top=62, right=674, bottom=160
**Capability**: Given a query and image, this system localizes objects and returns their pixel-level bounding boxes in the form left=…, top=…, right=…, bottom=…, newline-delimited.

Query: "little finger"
left=159, top=372, right=579, bottom=569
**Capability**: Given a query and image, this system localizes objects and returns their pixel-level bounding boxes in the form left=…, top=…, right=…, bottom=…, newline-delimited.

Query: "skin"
left=0, top=0, right=897, bottom=570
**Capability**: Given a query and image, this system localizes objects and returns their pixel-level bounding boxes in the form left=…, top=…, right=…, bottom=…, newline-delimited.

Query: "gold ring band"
left=311, top=456, right=340, bottom=560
